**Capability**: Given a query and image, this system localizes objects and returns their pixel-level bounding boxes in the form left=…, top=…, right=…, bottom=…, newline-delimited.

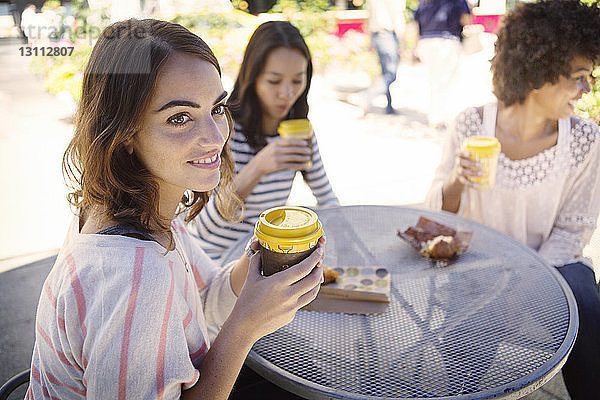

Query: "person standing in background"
left=20, top=4, right=37, bottom=45
left=414, top=0, right=471, bottom=129
left=364, top=0, right=406, bottom=115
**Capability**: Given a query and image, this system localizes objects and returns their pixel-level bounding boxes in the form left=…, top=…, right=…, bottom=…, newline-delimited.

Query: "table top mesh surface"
left=221, top=206, right=575, bottom=399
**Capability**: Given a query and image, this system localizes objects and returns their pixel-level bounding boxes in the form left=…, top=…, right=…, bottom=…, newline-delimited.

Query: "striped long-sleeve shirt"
left=26, top=216, right=237, bottom=399
left=187, top=125, right=339, bottom=261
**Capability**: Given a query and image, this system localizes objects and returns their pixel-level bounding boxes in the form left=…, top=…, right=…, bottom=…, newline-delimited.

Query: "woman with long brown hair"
left=27, top=19, right=324, bottom=399
left=188, top=21, right=338, bottom=261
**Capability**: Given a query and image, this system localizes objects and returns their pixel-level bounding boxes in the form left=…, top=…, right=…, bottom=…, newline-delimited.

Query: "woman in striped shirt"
left=27, top=19, right=325, bottom=400
left=188, top=21, right=339, bottom=260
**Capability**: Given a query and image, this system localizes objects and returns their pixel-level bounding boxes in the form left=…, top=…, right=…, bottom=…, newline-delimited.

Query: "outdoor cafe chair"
left=0, top=369, right=30, bottom=400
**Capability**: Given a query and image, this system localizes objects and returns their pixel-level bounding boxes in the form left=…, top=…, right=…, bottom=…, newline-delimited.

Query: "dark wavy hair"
left=63, top=19, right=239, bottom=248
left=491, top=0, right=600, bottom=106
left=227, top=21, right=312, bottom=150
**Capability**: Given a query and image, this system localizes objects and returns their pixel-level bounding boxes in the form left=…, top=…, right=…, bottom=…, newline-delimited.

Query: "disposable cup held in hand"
left=278, top=119, right=313, bottom=159
left=278, top=119, right=313, bottom=140
left=463, top=136, right=501, bottom=190
left=254, top=206, right=323, bottom=276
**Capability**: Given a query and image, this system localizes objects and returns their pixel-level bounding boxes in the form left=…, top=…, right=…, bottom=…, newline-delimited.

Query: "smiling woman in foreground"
left=425, top=1, right=600, bottom=398
left=26, top=19, right=324, bottom=399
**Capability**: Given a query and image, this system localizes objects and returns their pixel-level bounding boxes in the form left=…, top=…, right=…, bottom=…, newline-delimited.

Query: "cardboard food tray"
left=303, top=266, right=391, bottom=315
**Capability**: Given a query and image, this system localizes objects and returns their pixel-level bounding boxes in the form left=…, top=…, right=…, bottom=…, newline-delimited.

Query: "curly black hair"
left=491, top=0, right=600, bottom=106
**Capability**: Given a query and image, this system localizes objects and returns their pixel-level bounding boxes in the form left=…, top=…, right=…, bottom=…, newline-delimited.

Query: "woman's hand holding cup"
left=231, top=236, right=326, bottom=342
left=253, top=138, right=312, bottom=175
left=458, top=136, right=501, bottom=190
left=451, top=149, right=485, bottom=189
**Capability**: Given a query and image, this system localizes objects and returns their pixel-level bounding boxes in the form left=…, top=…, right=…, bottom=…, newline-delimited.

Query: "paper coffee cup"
left=254, top=206, right=323, bottom=276
left=463, top=136, right=501, bottom=190
left=278, top=119, right=313, bottom=140
left=278, top=119, right=313, bottom=162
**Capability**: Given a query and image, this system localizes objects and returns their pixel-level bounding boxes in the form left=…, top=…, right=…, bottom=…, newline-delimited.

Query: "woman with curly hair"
left=27, top=19, right=325, bottom=399
left=425, top=1, right=600, bottom=397
left=187, top=21, right=338, bottom=261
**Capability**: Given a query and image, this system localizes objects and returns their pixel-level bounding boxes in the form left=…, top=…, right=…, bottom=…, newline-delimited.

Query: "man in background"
left=365, top=0, right=406, bottom=115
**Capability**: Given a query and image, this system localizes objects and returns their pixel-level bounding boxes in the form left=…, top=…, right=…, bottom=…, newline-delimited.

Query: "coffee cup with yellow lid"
left=278, top=119, right=313, bottom=162
left=254, top=206, right=323, bottom=276
left=278, top=119, right=313, bottom=140
left=463, top=136, right=501, bottom=190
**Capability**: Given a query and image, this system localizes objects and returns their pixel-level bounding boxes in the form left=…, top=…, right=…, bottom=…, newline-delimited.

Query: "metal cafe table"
left=220, top=205, right=577, bottom=399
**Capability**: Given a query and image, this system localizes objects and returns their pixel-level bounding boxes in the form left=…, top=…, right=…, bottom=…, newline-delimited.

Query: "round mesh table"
left=220, top=205, right=577, bottom=399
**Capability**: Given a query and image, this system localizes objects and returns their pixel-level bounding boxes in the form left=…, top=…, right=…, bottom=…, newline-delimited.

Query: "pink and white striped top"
left=26, top=216, right=238, bottom=399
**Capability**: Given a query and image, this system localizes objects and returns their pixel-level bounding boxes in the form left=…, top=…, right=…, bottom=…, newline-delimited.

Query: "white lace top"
left=425, top=102, right=600, bottom=268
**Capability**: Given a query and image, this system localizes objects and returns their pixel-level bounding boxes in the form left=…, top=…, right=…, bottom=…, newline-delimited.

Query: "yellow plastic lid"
left=464, top=136, right=501, bottom=157
left=255, top=206, right=322, bottom=246
left=277, top=119, right=313, bottom=136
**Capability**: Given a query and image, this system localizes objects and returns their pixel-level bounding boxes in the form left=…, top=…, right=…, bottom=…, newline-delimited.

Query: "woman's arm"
left=183, top=239, right=325, bottom=399
left=441, top=169, right=466, bottom=213
left=228, top=138, right=312, bottom=201
left=181, top=316, right=253, bottom=400
left=302, top=135, right=339, bottom=207
left=538, top=132, right=600, bottom=266
left=441, top=149, right=483, bottom=212
left=424, top=114, right=482, bottom=212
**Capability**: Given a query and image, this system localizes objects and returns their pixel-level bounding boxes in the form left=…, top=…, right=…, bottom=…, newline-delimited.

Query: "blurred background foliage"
left=29, top=0, right=380, bottom=100
left=25, top=0, right=600, bottom=124
left=270, top=0, right=332, bottom=13
left=30, top=44, right=90, bottom=101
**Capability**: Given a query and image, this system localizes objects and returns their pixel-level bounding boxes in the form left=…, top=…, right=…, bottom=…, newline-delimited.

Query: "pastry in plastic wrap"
left=398, top=217, right=472, bottom=264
